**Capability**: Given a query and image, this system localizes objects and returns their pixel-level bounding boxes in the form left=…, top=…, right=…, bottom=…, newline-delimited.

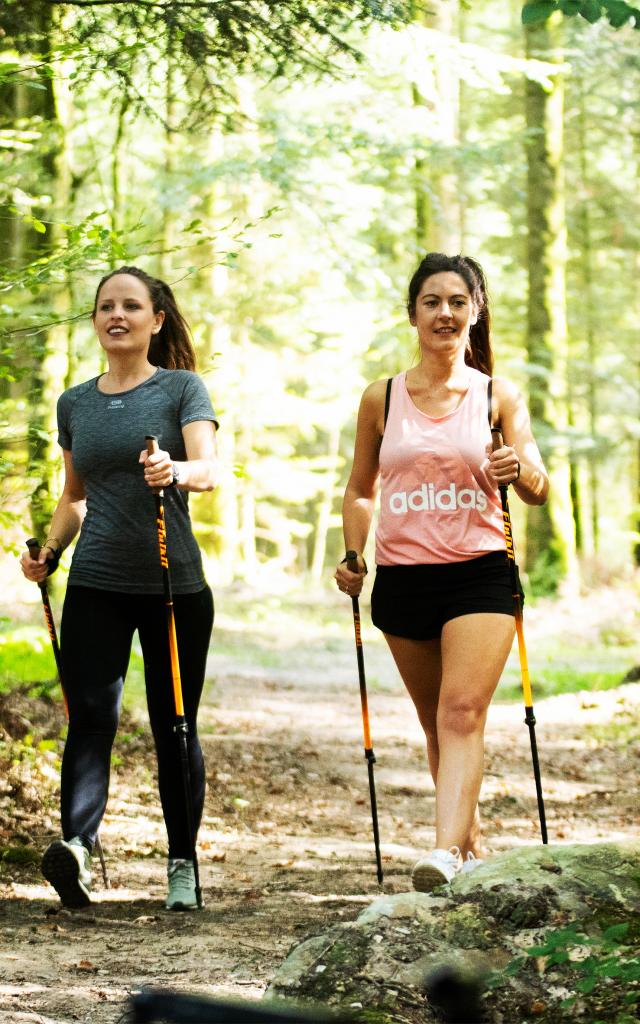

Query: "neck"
left=104, top=356, right=156, bottom=388
left=415, top=350, right=469, bottom=386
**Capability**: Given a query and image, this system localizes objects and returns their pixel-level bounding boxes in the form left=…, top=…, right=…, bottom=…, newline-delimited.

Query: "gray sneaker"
left=42, top=837, right=92, bottom=909
left=165, top=858, right=199, bottom=911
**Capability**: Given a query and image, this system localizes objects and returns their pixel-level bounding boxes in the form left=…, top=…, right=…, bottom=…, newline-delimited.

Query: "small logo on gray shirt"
left=107, top=399, right=124, bottom=409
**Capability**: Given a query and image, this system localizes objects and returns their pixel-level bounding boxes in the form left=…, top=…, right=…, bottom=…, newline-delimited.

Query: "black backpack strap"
left=384, top=377, right=392, bottom=431
left=487, top=377, right=493, bottom=428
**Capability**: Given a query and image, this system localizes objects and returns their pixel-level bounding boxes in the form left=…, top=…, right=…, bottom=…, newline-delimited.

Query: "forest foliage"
left=1, top=1, right=638, bottom=592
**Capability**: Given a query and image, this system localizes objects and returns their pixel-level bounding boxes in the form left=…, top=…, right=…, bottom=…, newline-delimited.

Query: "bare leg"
left=434, top=613, right=514, bottom=853
left=384, top=633, right=442, bottom=783
left=385, top=614, right=514, bottom=857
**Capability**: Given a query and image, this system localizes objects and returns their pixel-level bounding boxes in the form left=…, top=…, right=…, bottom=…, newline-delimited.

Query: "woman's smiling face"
left=411, top=271, right=478, bottom=357
left=93, top=273, right=164, bottom=357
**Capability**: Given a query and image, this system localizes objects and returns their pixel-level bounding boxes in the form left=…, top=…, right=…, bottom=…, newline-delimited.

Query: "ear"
left=470, top=305, right=479, bottom=326
left=152, top=310, right=165, bottom=335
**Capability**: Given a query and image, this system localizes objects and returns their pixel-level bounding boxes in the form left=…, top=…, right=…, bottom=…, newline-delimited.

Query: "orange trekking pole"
left=490, top=430, right=548, bottom=844
left=25, top=538, right=110, bottom=887
left=145, top=435, right=203, bottom=908
left=345, top=551, right=383, bottom=884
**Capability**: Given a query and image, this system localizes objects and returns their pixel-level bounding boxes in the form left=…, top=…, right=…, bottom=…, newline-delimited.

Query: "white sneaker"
left=412, top=846, right=461, bottom=892
left=460, top=851, right=484, bottom=874
left=42, top=837, right=92, bottom=909
left=165, top=858, right=199, bottom=911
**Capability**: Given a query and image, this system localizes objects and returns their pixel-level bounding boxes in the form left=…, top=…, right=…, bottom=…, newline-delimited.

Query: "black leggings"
left=59, top=584, right=214, bottom=859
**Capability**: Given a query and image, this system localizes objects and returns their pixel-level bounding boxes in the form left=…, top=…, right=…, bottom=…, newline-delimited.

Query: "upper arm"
left=182, top=419, right=218, bottom=462
left=61, top=449, right=86, bottom=501
left=493, top=378, right=547, bottom=475
left=346, top=380, right=387, bottom=499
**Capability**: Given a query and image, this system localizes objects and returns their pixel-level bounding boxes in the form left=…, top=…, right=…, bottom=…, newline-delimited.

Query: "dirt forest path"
left=1, top=587, right=638, bottom=1023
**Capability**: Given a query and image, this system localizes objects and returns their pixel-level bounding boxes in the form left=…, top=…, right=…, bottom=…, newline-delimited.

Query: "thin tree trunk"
left=524, top=14, right=576, bottom=590
left=310, top=422, right=341, bottom=581
left=576, top=76, right=599, bottom=554
left=413, top=0, right=461, bottom=252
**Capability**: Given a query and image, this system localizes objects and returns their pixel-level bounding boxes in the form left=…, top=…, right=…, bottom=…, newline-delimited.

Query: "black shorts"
left=370, top=551, right=521, bottom=642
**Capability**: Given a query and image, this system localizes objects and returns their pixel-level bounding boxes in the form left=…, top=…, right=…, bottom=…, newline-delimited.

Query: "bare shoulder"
left=492, top=376, right=525, bottom=420
left=362, top=377, right=390, bottom=404
left=359, top=378, right=390, bottom=432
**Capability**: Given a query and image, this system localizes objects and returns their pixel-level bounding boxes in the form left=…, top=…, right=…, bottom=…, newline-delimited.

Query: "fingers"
left=335, top=566, right=365, bottom=598
left=142, top=448, right=173, bottom=489
left=19, top=551, right=49, bottom=583
left=487, top=446, right=520, bottom=485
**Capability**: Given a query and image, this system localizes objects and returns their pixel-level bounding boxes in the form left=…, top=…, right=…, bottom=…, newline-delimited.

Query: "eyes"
left=423, top=297, right=468, bottom=309
left=99, top=301, right=143, bottom=312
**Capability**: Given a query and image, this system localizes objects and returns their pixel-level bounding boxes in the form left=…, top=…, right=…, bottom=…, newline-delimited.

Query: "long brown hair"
left=406, top=252, right=493, bottom=376
left=92, top=266, right=197, bottom=371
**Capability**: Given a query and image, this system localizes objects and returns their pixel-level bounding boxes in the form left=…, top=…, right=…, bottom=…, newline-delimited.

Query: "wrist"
left=170, top=462, right=181, bottom=488
left=44, top=536, right=63, bottom=554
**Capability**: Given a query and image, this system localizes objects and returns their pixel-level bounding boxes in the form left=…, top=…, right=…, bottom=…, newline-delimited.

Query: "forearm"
left=174, top=457, right=220, bottom=493
left=512, top=459, right=548, bottom=506
left=45, top=496, right=86, bottom=550
left=342, top=487, right=376, bottom=555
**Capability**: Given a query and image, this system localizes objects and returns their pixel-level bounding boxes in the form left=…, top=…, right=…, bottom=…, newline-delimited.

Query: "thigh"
left=384, top=633, right=442, bottom=722
left=60, top=586, right=133, bottom=724
left=439, top=613, right=515, bottom=711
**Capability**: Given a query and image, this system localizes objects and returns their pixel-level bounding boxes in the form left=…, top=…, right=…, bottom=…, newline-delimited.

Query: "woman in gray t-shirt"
left=20, top=266, right=219, bottom=911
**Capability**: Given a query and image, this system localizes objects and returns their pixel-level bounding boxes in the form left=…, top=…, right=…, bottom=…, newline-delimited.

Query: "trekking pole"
left=490, top=430, right=548, bottom=844
left=145, top=435, right=203, bottom=908
left=25, top=538, right=111, bottom=887
left=345, top=551, right=383, bottom=884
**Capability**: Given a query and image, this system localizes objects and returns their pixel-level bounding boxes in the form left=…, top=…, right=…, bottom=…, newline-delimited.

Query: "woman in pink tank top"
left=335, top=253, right=548, bottom=892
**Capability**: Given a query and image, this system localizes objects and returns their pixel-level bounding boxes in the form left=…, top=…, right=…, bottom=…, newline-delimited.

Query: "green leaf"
left=576, top=976, right=598, bottom=994
left=522, top=1, right=560, bottom=23
left=602, top=922, right=630, bottom=942
left=560, top=0, right=582, bottom=12
left=579, top=0, right=603, bottom=19
left=31, top=219, right=47, bottom=234
left=604, top=0, right=635, bottom=26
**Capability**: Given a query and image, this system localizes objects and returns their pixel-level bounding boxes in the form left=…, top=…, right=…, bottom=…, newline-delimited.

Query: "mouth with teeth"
left=107, top=326, right=128, bottom=335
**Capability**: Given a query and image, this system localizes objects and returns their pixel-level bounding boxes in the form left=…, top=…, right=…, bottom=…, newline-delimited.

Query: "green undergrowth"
left=493, top=919, right=640, bottom=1023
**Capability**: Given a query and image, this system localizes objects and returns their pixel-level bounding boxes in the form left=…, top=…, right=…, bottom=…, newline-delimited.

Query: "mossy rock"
left=267, top=842, right=640, bottom=1023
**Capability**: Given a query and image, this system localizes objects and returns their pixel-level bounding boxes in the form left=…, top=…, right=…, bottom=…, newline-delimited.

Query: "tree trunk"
left=576, top=75, right=599, bottom=555
left=310, top=422, right=341, bottom=582
left=25, top=4, right=69, bottom=543
left=413, top=0, right=461, bottom=252
left=523, top=14, right=576, bottom=591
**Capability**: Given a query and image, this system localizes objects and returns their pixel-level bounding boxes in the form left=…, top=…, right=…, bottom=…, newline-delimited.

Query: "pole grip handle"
left=345, top=549, right=359, bottom=573
left=145, top=434, right=159, bottom=455
left=26, top=537, right=41, bottom=560
left=491, top=426, right=503, bottom=452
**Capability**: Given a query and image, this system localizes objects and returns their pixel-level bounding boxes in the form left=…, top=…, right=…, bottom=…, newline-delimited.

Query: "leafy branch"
left=522, top=1, right=640, bottom=28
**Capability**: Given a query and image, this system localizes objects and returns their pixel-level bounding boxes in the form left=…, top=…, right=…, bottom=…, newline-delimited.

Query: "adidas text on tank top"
left=375, top=369, right=507, bottom=565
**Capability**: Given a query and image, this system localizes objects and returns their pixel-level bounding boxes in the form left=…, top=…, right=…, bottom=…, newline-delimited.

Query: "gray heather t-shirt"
left=57, top=368, right=218, bottom=595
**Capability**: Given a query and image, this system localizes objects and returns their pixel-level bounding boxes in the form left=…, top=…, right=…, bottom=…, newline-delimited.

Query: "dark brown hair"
left=92, top=266, right=197, bottom=371
left=407, top=253, right=493, bottom=376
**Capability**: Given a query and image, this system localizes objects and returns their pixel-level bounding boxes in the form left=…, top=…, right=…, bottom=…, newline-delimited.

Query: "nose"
left=439, top=303, right=452, bottom=319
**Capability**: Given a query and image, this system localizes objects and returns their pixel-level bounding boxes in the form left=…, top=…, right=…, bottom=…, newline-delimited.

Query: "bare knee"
left=438, top=698, right=487, bottom=737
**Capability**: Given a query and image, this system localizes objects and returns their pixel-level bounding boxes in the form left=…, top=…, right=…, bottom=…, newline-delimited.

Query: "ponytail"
left=92, top=266, right=197, bottom=371
left=406, top=252, right=494, bottom=376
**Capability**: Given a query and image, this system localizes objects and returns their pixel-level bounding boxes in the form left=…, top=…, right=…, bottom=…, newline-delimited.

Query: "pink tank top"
left=375, top=369, right=506, bottom=565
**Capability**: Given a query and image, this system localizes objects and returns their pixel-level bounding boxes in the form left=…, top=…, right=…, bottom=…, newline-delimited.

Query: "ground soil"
left=0, top=589, right=638, bottom=1024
